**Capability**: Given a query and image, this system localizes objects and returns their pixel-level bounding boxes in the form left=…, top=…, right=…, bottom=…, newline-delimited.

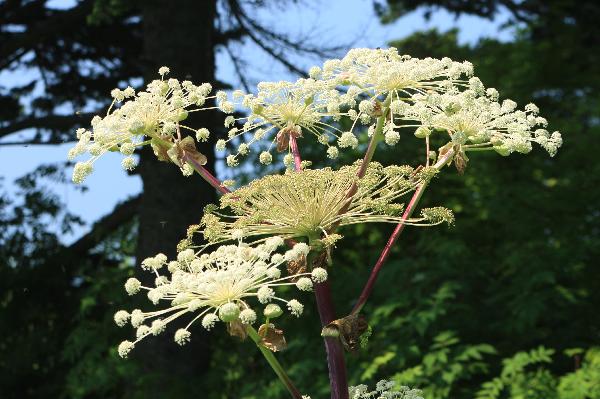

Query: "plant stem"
left=247, top=326, right=303, bottom=399
left=290, top=134, right=349, bottom=399
left=336, top=97, right=391, bottom=222
left=307, top=246, right=349, bottom=399
left=314, top=279, right=350, bottom=399
left=149, top=134, right=230, bottom=195
left=351, top=148, right=456, bottom=315
left=182, top=153, right=230, bottom=195
left=356, top=106, right=387, bottom=179
left=289, top=133, right=303, bottom=171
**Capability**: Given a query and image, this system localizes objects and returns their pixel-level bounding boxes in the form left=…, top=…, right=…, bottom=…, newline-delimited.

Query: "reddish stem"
left=289, top=134, right=349, bottom=399
left=289, top=134, right=303, bottom=171
left=314, top=280, right=350, bottom=399
left=183, top=153, right=230, bottom=195
left=351, top=183, right=426, bottom=314
left=351, top=148, right=456, bottom=314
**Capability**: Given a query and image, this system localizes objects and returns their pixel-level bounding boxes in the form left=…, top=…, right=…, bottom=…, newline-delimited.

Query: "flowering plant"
left=69, top=48, right=561, bottom=399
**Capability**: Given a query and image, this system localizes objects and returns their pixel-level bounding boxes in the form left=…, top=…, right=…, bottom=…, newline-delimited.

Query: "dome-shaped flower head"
left=200, top=163, right=453, bottom=245
left=307, top=48, right=475, bottom=150
left=68, top=67, right=214, bottom=183
left=115, top=239, right=324, bottom=357
left=215, top=78, right=353, bottom=167
left=316, top=47, right=473, bottom=101
left=349, top=379, right=424, bottom=399
left=403, top=87, right=562, bottom=157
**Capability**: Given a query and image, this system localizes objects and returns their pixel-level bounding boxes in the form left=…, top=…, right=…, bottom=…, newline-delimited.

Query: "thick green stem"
left=356, top=95, right=391, bottom=179
left=247, top=325, right=303, bottom=399
left=337, top=96, right=392, bottom=223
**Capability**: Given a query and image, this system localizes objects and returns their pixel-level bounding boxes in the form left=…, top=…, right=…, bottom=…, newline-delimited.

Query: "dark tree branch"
left=224, top=44, right=251, bottom=92
left=0, top=139, right=76, bottom=146
left=0, top=112, right=96, bottom=139
left=214, top=27, right=246, bottom=45
left=69, top=195, right=141, bottom=255
left=240, top=11, right=346, bottom=58
left=227, top=0, right=307, bottom=76
left=0, top=0, right=95, bottom=68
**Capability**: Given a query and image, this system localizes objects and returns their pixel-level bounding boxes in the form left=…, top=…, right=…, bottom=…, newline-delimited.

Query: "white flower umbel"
left=200, top=162, right=453, bottom=244
left=317, top=48, right=472, bottom=106
left=68, top=67, right=215, bottom=183
left=404, top=89, right=563, bottom=157
left=215, top=78, right=351, bottom=167
left=115, top=239, right=324, bottom=357
left=314, top=48, right=561, bottom=157
left=349, top=380, right=424, bottom=399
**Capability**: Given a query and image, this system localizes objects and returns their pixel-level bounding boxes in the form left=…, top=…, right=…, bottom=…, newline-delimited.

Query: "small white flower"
left=124, top=278, right=141, bottom=295
left=202, top=313, right=219, bottom=330
left=259, top=151, right=273, bottom=165
left=384, top=130, right=400, bottom=146
left=118, top=340, right=135, bottom=358
left=196, top=128, right=210, bottom=142
left=216, top=139, right=226, bottom=151
left=150, top=319, right=166, bottom=336
left=174, top=329, right=191, bottom=345
left=239, top=308, right=257, bottom=325
left=294, top=243, right=310, bottom=256
left=136, top=325, right=150, bottom=339
left=121, top=156, right=137, bottom=171
left=231, top=229, right=244, bottom=241
left=338, top=132, right=358, bottom=149
left=327, top=146, right=339, bottom=159
left=257, top=286, right=275, bottom=304
left=311, top=267, right=328, bottom=283
left=226, top=154, right=238, bottom=167
left=283, top=153, right=294, bottom=167
left=130, top=309, right=144, bottom=328
left=114, top=310, right=130, bottom=327
left=72, top=162, right=93, bottom=184
left=295, top=277, right=313, bottom=291
left=287, top=299, right=304, bottom=317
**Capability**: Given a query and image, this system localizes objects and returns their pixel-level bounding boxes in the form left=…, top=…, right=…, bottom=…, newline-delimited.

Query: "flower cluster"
left=215, top=78, right=356, bottom=167
left=309, top=48, right=561, bottom=157
left=115, top=238, right=327, bottom=358
left=349, top=380, right=424, bottom=399
left=398, top=86, right=563, bottom=157
left=315, top=47, right=474, bottom=98
left=200, top=162, right=452, bottom=245
left=68, top=67, right=214, bottom=183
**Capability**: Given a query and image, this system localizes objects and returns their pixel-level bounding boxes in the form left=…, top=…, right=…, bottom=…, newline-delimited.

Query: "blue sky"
left=0, top=0, right=511, bottom=243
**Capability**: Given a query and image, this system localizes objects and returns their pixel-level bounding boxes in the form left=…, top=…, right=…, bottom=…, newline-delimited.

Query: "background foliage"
left=1, top=0, right=599, bottom=398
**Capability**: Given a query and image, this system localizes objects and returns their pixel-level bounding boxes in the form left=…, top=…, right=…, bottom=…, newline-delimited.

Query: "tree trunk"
left=136, top=0, right=218, bottom=393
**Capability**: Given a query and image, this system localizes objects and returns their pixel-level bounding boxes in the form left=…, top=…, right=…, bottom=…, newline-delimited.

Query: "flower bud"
left=264, top=303, right=283, bottom=319
left=218, top=302, right=240, bottom=322
left=414, top=126, right=431, bottom=138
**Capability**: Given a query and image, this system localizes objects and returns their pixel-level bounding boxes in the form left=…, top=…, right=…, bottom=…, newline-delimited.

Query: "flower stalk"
left=308, top=247, right=350, bottom=399
left=351, top=147, right=456, bottom=315
left=290, top=134, right=349, bottom=399
left=152, top=134, right=230, bottom=194
left=182, top=152, right=230, bottom=194
left=247, top=325, right=303, bottom=399
left=356, top=96, right=391, bottom=179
